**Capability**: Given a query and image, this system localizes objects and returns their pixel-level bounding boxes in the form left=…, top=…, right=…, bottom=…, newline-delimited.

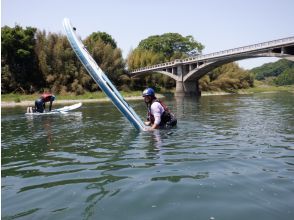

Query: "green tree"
left=127, top=49, right=165, bottom=70
left=1, top=25, right=40, bottom=93
left=34, top=31, right=92, bottom=94
left=251, top=59, right=294, bottom=80
left=199, top=62, right=254, bottom=92
left=137, top=33, right=204, bottom=60
left=1, top=25, right=128, bottom=94
left=128, top=33, right=204, bottom=70
left=127, top=32, right=204, bottom=90
left=87, top=32, right=117, bottom=48
left=274, top=68, right=294, bottom=85
left=84, top=32, right=125, bottom=87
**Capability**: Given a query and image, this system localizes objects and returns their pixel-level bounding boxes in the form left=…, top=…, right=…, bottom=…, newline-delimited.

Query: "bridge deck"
left=131, top=36, right=294, bottom=74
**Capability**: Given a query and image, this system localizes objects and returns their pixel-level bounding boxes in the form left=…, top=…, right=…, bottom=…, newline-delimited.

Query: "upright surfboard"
left=63, top=18, right=146, bottom=131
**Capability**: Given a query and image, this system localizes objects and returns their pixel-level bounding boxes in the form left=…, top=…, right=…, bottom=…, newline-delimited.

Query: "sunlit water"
left=2, top=92, right=294, bottom=220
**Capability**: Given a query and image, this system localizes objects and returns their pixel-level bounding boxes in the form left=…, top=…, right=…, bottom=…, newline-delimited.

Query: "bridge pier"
left=175, top=80, right=201, bottom=97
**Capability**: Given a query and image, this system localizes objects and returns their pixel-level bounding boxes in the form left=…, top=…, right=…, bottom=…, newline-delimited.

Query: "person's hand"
left=143, top=127, right=154, bottom=131
left=143, top=125, right=154, bottom=131
left=145, top=124, right=159, bottom=131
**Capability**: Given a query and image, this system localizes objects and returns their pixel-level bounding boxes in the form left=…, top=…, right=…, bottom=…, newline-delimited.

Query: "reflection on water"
left=2, top=93, right=294, bottom=220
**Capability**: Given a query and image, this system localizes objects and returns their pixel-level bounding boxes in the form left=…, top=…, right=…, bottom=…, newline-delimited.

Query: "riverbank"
left=1, top=92, right=240, bottom=107
left=1, top=91, right=246, bottom=107
left=1, top=96, right=146, bottom=107
left=1, top=91, right=143, bottom=108
left=2, top=85, right=293, bottom=107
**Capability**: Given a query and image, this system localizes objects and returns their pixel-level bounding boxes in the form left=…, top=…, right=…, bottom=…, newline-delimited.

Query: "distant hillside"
left=250, top=59, right=294, bottom=85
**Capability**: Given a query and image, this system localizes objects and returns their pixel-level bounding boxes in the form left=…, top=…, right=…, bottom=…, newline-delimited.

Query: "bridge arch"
left=183, top=52, right=288, bottom=81
left=131, top=70, right=180, bottom=81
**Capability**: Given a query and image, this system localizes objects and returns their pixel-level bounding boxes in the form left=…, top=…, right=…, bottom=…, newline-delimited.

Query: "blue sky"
left=2, top=0, right=294, bottom=69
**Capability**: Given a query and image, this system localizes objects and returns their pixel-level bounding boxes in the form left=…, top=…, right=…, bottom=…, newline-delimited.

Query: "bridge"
left=129, top=36, right=294, bottom=96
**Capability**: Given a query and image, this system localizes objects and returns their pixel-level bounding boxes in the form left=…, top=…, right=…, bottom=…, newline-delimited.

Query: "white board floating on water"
left=63, top=18, right=146, bottom=131
left=25, top=102, right=82, bottom=115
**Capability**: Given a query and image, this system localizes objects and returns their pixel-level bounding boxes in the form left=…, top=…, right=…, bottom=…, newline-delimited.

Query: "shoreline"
left=2, top=89, right=293, bottom=108
left=1, top=96, right=145, bottom=108
left=0, top=92, right=249, bottom=108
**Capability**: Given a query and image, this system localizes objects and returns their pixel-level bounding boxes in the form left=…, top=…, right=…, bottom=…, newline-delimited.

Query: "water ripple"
left=2, top=93, right=294, bottom=220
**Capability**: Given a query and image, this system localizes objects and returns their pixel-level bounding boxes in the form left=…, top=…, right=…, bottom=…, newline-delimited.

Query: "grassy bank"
left=1, top=83, right=293, bottom=104
left=241, top=81, right=294, bottom=93
left=201, top=82, right=294, bottom=95
left=1, top=91, right=143, bottom=103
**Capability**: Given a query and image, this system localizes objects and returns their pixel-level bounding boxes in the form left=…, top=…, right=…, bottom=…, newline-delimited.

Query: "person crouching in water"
left=34, top=93, right=56, bottom=113
left=142, top=88, right=177, bottom=130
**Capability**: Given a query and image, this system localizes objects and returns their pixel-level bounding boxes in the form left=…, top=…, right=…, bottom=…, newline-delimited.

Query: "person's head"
left=51, top=95, right=56, bottom=101
left=142, top=88, right=155, bottom=104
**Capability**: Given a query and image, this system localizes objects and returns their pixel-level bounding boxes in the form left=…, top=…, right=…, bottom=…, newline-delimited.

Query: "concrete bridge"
left=129, top=36, right=294, bottom=96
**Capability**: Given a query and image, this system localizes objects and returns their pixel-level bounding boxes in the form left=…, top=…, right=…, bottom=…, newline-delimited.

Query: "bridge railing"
left=183, top=36, right=294, bottom=63
left=131, top=36, right=294, bottom=73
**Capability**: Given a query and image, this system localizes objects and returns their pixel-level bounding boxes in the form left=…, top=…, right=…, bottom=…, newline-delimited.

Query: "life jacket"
left=147, top=99, right=177, bottom=128
left=41, top=93, right=53, bottom=102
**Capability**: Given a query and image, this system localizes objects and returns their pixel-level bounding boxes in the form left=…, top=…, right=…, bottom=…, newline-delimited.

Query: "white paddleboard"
left=63, top=18, right=146, bottom=131
left=25, top=102, right=82, bottom=115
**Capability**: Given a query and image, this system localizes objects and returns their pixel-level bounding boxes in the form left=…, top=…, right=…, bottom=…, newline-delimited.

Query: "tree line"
left=1, top=25, right=125, bottom=94
left=251, top=59, right=294, bottom=85
left=2, top=25, right=255, bottom=95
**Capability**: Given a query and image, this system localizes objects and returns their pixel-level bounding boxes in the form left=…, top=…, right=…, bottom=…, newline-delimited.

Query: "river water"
left=1, top=92, right=294, bottom=220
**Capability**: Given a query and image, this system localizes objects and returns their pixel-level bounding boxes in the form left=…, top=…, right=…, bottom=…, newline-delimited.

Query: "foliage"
left=274, top=69, right=294, bottom=85
left=127, top=33, right=204, bottom=90
left=251, top=59, right=294, bottom=84
left=1, top=25, right=125, bottom=95
left=2, top=24, right=258, bottom=95
left=84, top=33, right=125, bottom=87
left=127, top=49, right=165, bottom=70
left=35, top=31, right=86, bottom=94
left=137, top=33, right=204, bottom=59
left=128, top=33, right=204, bottom=70
left=87, top=32, right=117, bottom=48
left=1, top=25, right=40, bottom=93
left=199, top=63, right=254, bottom=92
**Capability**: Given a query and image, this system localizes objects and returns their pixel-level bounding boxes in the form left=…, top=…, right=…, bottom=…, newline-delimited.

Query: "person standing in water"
left=142, top=88, right=177, bottom=130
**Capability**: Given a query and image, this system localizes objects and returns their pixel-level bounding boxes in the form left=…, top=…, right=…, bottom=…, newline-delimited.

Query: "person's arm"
left=49, top=101, right=53, bottom=111
left=148, top=103, right=161, bottom=130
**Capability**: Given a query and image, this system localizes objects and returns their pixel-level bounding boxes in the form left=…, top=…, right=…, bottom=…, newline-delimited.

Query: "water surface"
left=2, top=92, right=294, bottom=220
